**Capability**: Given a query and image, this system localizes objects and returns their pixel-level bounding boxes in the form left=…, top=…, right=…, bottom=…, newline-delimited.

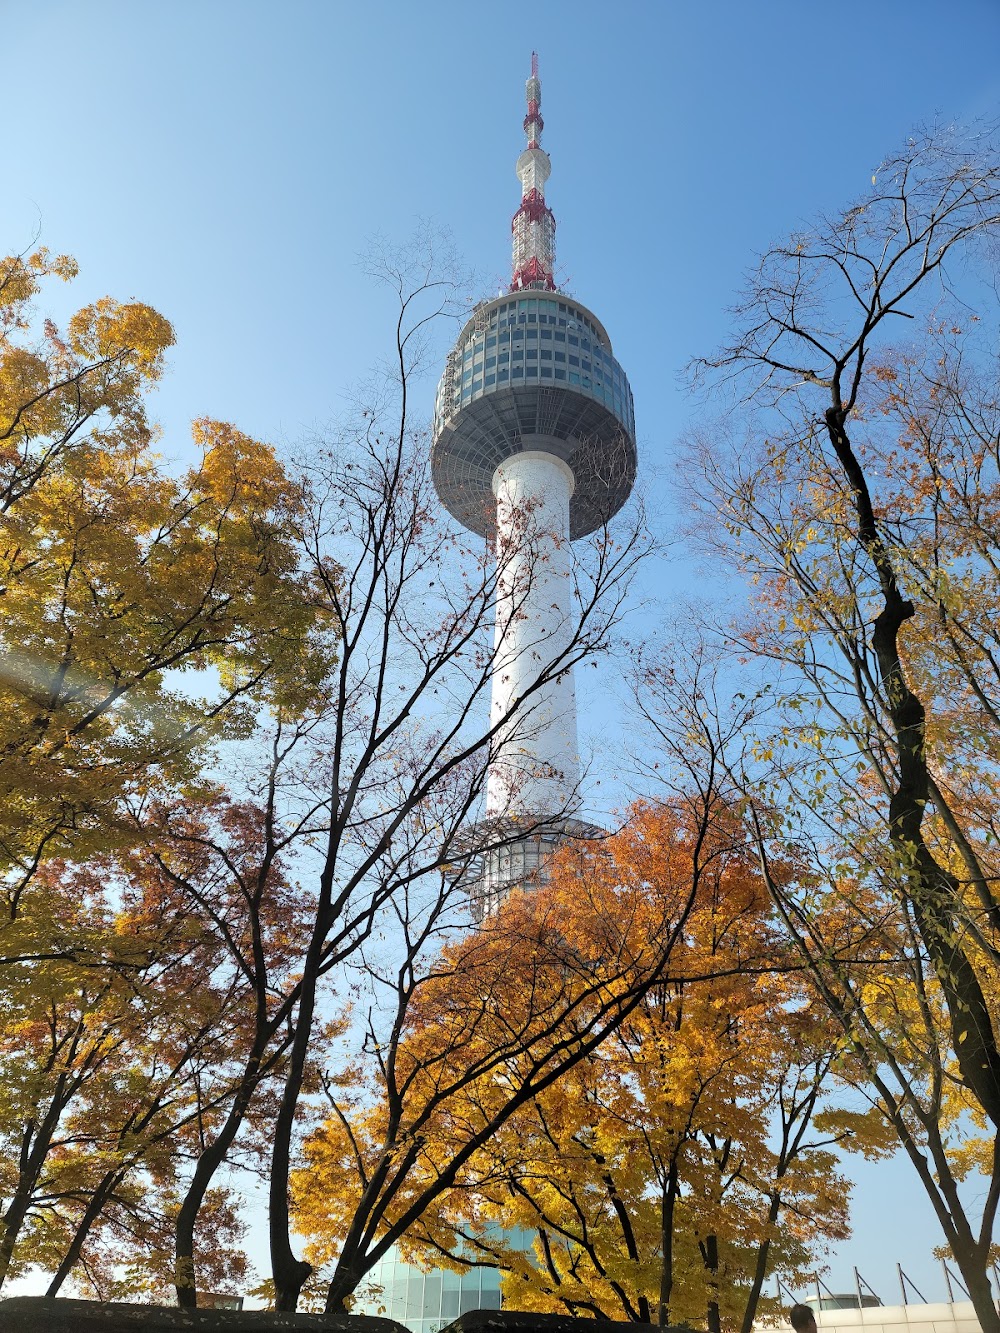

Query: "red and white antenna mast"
left=511, top=52, right=556, bottom=291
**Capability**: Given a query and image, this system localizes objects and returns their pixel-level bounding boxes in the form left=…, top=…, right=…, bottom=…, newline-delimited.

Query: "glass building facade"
left=434, top=293, right=635, bottom=445
left=352, top=1246, right=502, bottom=1333
left=463, top=817, right=603, bottom=922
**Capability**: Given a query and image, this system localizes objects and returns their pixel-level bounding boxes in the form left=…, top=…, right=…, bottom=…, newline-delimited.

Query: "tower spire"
left=511, top=53, right=556, bottom=291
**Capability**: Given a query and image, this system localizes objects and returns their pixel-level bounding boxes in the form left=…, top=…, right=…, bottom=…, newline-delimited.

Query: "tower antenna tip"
left=531, top=51, right=538, bottom=78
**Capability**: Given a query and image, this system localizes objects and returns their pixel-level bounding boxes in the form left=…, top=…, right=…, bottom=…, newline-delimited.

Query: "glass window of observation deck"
left=405, top=1273, right=422, bottom=1320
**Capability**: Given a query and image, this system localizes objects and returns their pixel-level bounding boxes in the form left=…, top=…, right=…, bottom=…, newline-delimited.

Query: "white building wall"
left=771, top=1304, right=988, bottom=1333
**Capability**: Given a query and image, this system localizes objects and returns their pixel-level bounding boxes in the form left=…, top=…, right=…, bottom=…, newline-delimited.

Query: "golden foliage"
left=291, top=804, right=854, bottom=1328
left=0, top=253, right=327, bottom=899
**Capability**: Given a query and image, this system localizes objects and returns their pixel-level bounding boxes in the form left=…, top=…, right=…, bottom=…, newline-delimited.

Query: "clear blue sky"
left=6, top=0, right=1000, bottom=1307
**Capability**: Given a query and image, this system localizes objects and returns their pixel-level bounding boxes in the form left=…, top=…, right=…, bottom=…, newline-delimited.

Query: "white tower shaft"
left=486, top=451, right=580, bottom=819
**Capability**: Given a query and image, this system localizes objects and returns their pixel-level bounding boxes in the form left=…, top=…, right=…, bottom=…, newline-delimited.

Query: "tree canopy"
left=291, top=802, right=863, bottom=1328
left=670, top=123, right=1000, bottom=1331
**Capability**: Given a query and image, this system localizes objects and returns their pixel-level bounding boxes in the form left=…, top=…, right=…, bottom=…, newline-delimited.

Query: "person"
left=790, top=1304, right=818, bottom=1333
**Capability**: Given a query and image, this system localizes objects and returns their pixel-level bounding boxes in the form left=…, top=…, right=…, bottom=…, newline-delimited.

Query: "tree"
left=0, top=848, right=256, bottom=1297
left=0, top=245, right=328, bottom=1301
left=679, top=124, right=1000, bottom=1329
left=92, top=796, right=312, bottom=1305
left=290, top=806, right=702, bottom=1314
left=366, top=803, right=856, bottom=1333
left=289, top=773, right=784, bottom=1319
left=0, top=245, right=323, bottom=923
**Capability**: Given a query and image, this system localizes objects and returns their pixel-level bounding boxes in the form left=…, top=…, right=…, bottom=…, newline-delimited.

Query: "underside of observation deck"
left=432, top=384, right=636, bottom=540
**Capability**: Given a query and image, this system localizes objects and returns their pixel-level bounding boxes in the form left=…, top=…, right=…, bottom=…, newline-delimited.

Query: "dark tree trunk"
left=0, top=1098, right=69, bottom=1288
left=44, top=1172, right=120, bottom=1296
left=270, top=945, right=322, bottom=1311
left=824, top=403, right=1000, bottom=1128
left=326, top=1256, right=365, bottom=1315
left=739, top=1192, right=781, bottom=1333
left=658, top=1158, right=679, bottom=1328
left=701, top=1233, right=721, bottom=1333
left=174, top=1055, right=269, bottom=1308
left=958, top=1249, right=1000, bottom=1333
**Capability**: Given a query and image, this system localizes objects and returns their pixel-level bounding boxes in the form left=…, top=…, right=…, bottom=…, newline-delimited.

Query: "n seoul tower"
left=432, top=56, right=637, bottom=917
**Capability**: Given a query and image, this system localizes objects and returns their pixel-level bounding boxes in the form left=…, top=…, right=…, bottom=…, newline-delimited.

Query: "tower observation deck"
left=431, top=56, right=637, bottom=918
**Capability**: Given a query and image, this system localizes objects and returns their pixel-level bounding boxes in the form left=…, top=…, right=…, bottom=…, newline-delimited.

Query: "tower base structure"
left=458, top=815, right=604, bottom=922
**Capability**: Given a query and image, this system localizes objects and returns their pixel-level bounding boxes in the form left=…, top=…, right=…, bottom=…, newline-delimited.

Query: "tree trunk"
left=959, top=1251, right=1000, bottom=1333
left=702, top=1233, right=721, bottom=1333
left=0, top=1196, right=28, bottom=1287
left=740, top=1193, right=781, bottom=1333
left=270, top=950, right=321, bottom=1311
left=174, top=1056, right=268, bottom=1308
left=825, top=404, right=1000, bottom=1128
left=0, top=1165, right=44, bottom=1286
left=0, top=1090, right=75, bottom=1287
left=45, top=1172, right=120, bottom=1295
left=326, top=1256, right=365, bottom=1315
left=658, top=1159, right=679, bottom=1328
